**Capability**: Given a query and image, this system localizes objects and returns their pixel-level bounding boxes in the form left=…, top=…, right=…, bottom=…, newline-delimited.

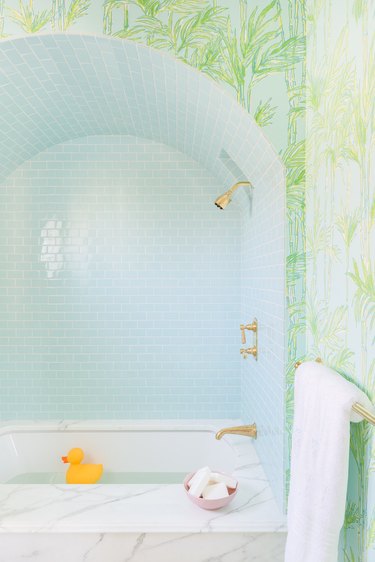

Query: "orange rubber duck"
left=61, top=448, right=103, bottom=484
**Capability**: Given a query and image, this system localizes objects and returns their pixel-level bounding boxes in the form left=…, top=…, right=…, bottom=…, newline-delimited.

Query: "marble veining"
left=0, top=532, right=287, bottom=562
left=0, top=476, right=284, bottom=534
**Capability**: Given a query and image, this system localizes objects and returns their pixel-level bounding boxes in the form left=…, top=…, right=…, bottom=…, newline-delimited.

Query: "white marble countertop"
left=0, top=420, right=286, bottom=534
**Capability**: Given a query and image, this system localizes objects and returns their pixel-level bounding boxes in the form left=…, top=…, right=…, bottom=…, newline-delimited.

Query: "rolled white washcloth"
left=209, top=472, right=237, bottom=489
left=202, top=482, right=229, bottom=500
left=188, top=466, right=211, bottom=498
left=188, top=467, right=236, bottom=499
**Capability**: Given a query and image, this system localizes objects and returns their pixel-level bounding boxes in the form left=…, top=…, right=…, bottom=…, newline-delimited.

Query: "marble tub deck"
left=0, top=422, right=286, bottom=561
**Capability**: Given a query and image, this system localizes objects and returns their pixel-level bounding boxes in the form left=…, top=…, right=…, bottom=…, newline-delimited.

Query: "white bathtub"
left=0, top=421, right=236, bottom=484
left=0, top=421, right=286, bottom=562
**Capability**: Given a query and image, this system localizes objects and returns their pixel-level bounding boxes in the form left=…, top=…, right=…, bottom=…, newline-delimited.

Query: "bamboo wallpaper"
left=306, top=0, right=375, bottom=560
left=1, top=0, right=374, bottom=560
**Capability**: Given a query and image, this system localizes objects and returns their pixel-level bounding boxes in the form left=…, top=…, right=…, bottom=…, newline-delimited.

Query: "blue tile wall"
left=239, top=167, right=286, bottom=508
left=0, top=135, right=241, bottom=419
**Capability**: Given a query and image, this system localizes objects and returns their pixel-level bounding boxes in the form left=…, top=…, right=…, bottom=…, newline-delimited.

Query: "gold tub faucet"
left=215, top=423, right=257, bottom=440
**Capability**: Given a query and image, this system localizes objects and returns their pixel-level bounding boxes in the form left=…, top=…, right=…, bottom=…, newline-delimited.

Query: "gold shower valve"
left=240, top=320, right=257, bottom=344
left=240, top=347, right=257, bottom=360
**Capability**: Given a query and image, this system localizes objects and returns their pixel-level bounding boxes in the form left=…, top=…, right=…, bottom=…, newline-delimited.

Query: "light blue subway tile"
left=0, top=135, right=241, bottom=421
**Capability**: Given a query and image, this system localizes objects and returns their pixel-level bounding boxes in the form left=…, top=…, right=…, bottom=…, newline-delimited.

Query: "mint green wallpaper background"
left=306, top=1, right=375, bottom=560
left=0, top=0, right=374, bottom=560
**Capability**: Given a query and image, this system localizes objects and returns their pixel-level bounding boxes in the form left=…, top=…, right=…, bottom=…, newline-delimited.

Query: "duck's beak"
left=61, top=456, right=68, bottom=463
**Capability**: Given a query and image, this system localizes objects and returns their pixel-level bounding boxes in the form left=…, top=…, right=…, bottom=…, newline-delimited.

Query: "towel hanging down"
left=285, top=361, right=375, bottom=562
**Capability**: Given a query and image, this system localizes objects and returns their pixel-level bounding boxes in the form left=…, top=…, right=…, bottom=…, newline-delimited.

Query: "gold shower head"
left=214, top=192, right=232, bottom=209
left=214, top=181, right=251, bottom=210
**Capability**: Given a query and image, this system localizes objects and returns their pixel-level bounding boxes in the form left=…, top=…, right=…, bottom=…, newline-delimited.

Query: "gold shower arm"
left=294, top=358, right=375, bottom=425
left=227, top=181, right=251, bottom=197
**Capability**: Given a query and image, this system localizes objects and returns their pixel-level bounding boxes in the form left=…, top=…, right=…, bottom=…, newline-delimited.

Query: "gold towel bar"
left=352, top=403, right=375, bottom=425
left=294, top=359, right=375, bottom=426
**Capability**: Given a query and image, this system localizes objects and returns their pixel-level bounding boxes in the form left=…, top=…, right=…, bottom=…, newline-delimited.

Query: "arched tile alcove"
left=0, top=34, right=285, bottom=508
left=0, top=34, right=283, bottom=187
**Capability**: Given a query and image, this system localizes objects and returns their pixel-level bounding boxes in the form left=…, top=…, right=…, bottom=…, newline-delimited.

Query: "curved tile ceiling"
left=0, top=34, right=284, bottom=188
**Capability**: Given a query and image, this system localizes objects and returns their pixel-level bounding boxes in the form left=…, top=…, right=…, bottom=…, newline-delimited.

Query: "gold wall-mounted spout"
left=215, top=423, right=257, bottom=440
left=240, top=320, right=257, bottom=344
left=240, top=346, right=257, bottom=359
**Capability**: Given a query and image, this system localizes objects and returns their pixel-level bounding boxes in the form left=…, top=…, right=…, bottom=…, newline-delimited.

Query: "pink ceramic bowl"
left=183, top=471, right=238, bottom=511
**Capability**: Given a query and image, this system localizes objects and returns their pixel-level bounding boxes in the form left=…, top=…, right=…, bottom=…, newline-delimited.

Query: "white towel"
left=285, top=361, right=374, bottom=562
